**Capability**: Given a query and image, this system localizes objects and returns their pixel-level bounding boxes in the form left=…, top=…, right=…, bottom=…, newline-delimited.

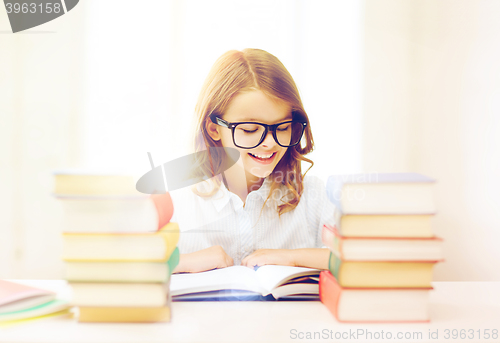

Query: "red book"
left=151, top=193, right=174, bottom=230
left=319, top=271, right=431, bottom=323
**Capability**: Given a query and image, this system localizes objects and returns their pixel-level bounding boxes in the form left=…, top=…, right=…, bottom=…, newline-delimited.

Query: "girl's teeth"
left=250, top=153, right=274, bottom=159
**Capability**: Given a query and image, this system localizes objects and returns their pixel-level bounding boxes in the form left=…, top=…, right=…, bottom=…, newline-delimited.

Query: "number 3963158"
left=5, top=2, right=62, bottom=14
left=443, top=329, right=498, bottom=340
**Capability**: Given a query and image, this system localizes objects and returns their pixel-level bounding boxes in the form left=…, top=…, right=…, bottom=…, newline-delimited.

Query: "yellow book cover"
left=78, top=306, right=170, bottom=323
left=335, top=212, right=434, bottom=237
left=62, top=222, right=179, bottom=262
left=0, top=309, right=72, bottom=328
left=328, top=252, right=437, bottom=288
left=53, top=172, right=141, bottom=196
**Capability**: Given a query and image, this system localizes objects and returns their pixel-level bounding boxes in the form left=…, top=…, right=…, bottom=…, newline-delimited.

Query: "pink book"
left=0, top=280, right=56, bottom=314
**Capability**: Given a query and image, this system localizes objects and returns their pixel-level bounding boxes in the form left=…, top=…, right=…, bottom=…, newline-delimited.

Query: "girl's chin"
left=244, top=153, right=282, bottom=178
left=245, top=166, right=273, bottom=179
left=251, top=172, right=272, bottom=179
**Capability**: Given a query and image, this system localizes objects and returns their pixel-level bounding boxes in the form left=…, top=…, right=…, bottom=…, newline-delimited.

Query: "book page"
left=0, top=280, right=54, bottom=306
left=270, top=283, right=319, bottom=300
left=254, top=265, right=320, bottom=293
left=170, top=266, right=267, bottom=296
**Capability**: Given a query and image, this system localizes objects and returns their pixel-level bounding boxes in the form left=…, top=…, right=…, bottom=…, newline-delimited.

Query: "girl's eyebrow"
left=240, top=116, right=293, bottom=123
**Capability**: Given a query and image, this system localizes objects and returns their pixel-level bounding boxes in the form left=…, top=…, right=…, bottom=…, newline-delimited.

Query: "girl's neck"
left=223, top=163, right=265, bottom=204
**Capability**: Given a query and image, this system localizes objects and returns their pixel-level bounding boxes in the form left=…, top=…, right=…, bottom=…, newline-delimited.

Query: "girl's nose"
left=260, top=130, right=276, bottom=147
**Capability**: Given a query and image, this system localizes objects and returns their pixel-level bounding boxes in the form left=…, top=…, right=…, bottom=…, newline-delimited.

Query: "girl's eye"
left=277, top=125, right=290, bottom=131
left=237, top=124, right=260, bottom=134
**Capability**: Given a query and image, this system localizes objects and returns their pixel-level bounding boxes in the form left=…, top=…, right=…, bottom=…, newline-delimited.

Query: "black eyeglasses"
left=210, top=113, right=307, bottom=149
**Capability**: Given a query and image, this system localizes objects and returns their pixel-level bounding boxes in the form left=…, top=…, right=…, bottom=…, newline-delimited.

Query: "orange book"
left=319, top=271, right=431, bottom=323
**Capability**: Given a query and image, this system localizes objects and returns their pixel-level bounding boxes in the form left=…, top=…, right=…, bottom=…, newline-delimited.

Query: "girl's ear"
left=206, top=119, right=221, bottom=141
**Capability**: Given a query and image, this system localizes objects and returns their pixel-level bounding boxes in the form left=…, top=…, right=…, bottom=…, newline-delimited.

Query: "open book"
left=170, top=265, right=320, bottom=301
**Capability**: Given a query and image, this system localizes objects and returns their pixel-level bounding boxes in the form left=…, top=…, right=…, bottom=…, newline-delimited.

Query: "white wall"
left=363, top=0, right=500, bottom=281
left=0, top=5, right=87, bottom=278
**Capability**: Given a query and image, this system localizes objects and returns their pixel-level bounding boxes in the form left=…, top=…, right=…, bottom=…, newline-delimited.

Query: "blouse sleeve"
left=304, top=175, right=336, bottom=248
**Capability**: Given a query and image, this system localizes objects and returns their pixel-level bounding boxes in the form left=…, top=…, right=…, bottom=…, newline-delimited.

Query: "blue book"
left=326, top=173, right=436, bottom=215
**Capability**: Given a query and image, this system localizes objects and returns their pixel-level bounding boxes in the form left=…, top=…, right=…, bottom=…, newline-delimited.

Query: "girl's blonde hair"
left=193, top=48, right=314, bottom=215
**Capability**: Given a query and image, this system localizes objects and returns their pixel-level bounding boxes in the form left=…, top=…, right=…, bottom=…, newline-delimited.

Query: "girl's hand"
left=241, top=248, right=330, bottom=270
left=241, top=249, right=296, bottom=268
left=173, top=245, right=234, bottom=273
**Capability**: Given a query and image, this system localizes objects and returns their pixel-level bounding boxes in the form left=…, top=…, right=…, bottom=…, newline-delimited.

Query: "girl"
left=171, top=48, right=334, bottom=273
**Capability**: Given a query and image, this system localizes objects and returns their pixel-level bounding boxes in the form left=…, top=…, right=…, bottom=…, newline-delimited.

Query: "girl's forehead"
left=223, top=90, right=292, bottom=123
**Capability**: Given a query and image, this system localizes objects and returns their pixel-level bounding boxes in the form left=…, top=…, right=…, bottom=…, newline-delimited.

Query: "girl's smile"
left=247, top=151, right=277, bottom=164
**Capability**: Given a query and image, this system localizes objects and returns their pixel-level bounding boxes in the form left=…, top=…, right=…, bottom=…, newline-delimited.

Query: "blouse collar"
left=203, top=176, right=286, bottom=213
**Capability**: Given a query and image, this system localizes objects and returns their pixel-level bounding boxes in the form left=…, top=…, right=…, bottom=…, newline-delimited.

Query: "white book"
left=56, top=195, right=158, bottom=233
left=70, top=283, right=169, bottom=307
left=322, top=225, right=444, bottom=261
left=170, top=265, right=320, bottom=301
left=64, top=261, right=171, bottom=283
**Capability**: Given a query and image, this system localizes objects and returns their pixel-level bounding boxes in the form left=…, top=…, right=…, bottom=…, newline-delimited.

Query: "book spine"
left=167, top=247, right=180, bottom=273
left=158, top=222, right=180, bottom=261
left=328, top=252, right=342, bottom=281
left=322, top=225, right=342, bottom=257
left=319, top=271, right=342, bottom=321
left=150, top=193, right=174, bottom=230
left=333, top=207, right=343, bottom=234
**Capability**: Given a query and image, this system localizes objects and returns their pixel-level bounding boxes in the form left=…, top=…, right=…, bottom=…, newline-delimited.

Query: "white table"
left=1, top=281, right=499, bottom=343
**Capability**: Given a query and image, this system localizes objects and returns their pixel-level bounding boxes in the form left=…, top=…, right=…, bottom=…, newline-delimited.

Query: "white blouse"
left=170, top=175, right=335, bottom=266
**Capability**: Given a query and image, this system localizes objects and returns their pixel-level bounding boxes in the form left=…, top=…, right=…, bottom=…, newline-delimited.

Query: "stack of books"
left=319, top=173, right=443, bottom=322
left=54, top=171, right=180, bottom=323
